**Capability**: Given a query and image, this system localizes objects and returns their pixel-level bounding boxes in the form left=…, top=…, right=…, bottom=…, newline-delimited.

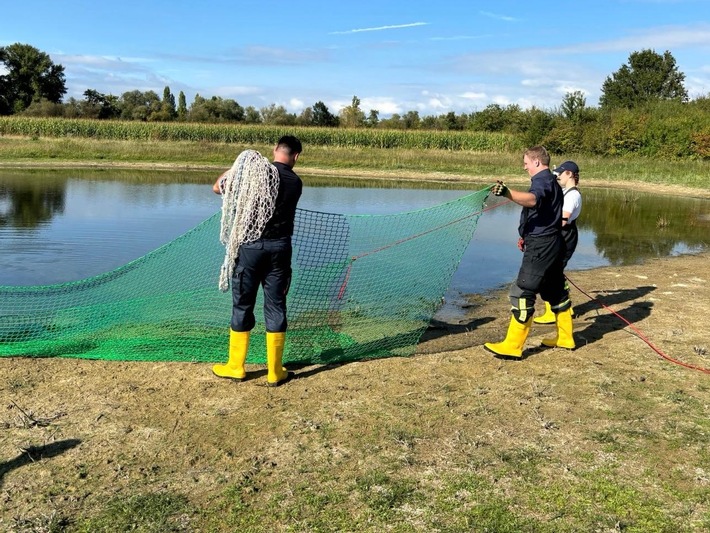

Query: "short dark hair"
left=524, top=146, right=550, bottom=166
left=277, top=135, right=302, bottom=155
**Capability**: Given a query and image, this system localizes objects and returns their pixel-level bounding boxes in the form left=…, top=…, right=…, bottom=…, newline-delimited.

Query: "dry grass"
left=2, top=135, right=710, bottom=198
left=2, top=252, right=710, bottom=531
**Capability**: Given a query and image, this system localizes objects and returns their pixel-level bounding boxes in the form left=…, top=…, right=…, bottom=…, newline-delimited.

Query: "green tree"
left=402, top=110, right=420, bottom=130
left=339, top=96, right=365, bottom=128
left=260, top=103, right=296, bottom=125
left=177, top=91, right=187, bottom=121
left=81, top=89, right=120, bottom=119
left=0, top=43, right=66, bottom=114
left=189, top=95, right=245, bottom=122
left=559, top=91, right=586, bottom=122
left=365, top=109, right=379, bottom=128
left=243, top=105, right=261, bottom=124
left=600, top=49, right=688, bottom=109
left=312, top=101, right=338, bottom=127
left=442, top=111, right=463, bottom=131
left=153, top=86, right=177, bottom=121
left=20, top=98, right=65, bottom=117
left=297, top=106, right=314, bottom=126
left=420, top=115, right=438, bottom=129
left=379, top=113, right=403, bottom=129
left=119, top=90, right=162, bottom=121
left=521, top=107, right=554, bottom=147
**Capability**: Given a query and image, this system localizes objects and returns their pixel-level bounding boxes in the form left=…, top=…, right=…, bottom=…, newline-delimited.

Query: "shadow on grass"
left=570, top=285, right=656, bottom=319
left=521, top=300, right=655, bottom=360
left=0, top=438, right=82, bottom=488
left=417, top=316, right=497, bottom=354
left=502, top=285, right=657, bottom=361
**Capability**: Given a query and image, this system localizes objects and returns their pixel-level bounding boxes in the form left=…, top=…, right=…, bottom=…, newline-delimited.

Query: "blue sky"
left=2, top=0, right=709, bottom=117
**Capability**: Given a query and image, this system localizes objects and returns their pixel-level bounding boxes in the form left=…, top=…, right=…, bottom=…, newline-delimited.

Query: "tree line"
left=1, top=43, right=709, bottom=158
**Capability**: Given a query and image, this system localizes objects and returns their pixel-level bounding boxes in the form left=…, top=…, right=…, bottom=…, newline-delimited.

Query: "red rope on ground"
left=565, top=275, right=710, bottom=375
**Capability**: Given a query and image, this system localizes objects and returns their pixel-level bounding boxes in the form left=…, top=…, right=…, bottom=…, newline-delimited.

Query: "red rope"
left=334, top=191, right=707, bottom=374
left=565, top=275, right=710, bottom=375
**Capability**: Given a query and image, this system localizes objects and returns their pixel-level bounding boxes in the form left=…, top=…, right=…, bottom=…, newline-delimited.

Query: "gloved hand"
left=517, top=237, right=525, bottom=252
left=491, top=180, right=508, bottom=197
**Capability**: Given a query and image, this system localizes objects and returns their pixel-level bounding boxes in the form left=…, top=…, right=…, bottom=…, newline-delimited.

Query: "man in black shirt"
left=212, top=136, right=303, bottom=385
left=484, top=146, right=574, bottom=359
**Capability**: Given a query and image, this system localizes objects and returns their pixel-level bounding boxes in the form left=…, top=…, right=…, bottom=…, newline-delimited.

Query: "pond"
left=1, top=169, right=708, bottom=317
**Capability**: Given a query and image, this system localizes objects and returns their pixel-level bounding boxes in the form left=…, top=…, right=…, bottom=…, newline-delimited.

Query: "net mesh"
left=0, top=187, right=492, bottom=364
left=218, top=149, right=280, bottom=291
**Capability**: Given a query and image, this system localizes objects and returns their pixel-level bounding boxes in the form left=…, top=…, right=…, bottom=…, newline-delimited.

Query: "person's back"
left=212, top=135, right=303, bottom=386
left=262, top=160, right=302, bottom=239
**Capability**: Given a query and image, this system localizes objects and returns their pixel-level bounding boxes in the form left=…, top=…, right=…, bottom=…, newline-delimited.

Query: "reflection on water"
left=581, top=189, right=709, bottom=265
left=0, top=170, right=708, bottom=300
left=0, top=176, right=66, bottom=228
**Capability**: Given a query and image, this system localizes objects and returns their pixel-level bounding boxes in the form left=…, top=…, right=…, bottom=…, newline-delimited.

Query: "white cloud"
left=212, top=86, right=261, bottom=97
left=359, top=97, right=402, bottom=115
left=460, top=91, right=486, bottom=100
left=289, top=98, right=305, bottom=111
left=479, top=11, right=519, bottom=23
left=426, top=97, right=450, bottom=110
left=558, top=23, right=710, bottom=54
left=330, top=22, right=429, bottom=35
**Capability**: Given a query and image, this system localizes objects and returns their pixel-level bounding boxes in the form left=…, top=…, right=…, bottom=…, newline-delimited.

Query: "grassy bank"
left=3, top=253, right=710, bottom=532
left=2, top=134, right=710, bottom=194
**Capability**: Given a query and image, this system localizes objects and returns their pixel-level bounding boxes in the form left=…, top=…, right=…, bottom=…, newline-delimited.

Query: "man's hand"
left=492, top=180, right=508, bottom=197
left=517, top=237, right=525, bottom=252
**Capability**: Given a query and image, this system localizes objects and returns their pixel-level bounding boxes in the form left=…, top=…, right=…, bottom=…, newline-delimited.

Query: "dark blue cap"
left=553, top=161, right=579, bottom=175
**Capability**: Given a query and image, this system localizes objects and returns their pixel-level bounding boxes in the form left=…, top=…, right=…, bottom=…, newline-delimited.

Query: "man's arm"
left=493, top=181, right=537, bottom=207
left=507, top=188, right=537, bottom=208
left=213, top=171, right=228, bottom=195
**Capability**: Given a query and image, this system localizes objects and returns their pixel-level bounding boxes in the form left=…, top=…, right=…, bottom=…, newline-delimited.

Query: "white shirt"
left=562, top=187, right=582, bottom=223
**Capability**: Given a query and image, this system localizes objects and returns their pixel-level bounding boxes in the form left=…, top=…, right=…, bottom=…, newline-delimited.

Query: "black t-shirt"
left=261, top=161, right=303, bottom=238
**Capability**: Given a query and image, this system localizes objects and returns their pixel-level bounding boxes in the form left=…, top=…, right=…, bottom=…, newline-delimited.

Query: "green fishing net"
left=0, top=187, right=492, bottom=364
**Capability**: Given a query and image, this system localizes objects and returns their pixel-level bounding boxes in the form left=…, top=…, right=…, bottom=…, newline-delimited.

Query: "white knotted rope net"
left=218, top=149, right=280, bottom=291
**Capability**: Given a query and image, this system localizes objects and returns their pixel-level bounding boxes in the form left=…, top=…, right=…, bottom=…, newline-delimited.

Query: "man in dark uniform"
left=212, top=135, right=303, bottom=385
left=484, top=146, right=574, bottom=359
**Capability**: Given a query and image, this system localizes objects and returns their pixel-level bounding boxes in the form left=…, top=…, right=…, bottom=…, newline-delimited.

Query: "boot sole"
left=540, top=342, right=576, bottom=350
left=483, top=345, right=522, bottom=360
left=212, top=366, right=246, bottom=381
left=212, top=373, right=245, bottom=382
left=267, top=372, right=294, bottom=387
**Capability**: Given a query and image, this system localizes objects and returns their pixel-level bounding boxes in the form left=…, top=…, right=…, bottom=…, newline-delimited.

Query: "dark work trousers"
left=561, top=222, right=578, bottom=269
left=509, top=233, right=570, bottom=322
left=231, top=237, right=292, bottom=333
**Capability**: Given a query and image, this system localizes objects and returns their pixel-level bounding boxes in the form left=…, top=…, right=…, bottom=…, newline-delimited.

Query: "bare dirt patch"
left=2, top=250, right=710, bottom=529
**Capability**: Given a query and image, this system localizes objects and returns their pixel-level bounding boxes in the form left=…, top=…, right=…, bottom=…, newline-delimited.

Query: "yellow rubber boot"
left=533, top=301, right=556, bottom=324
left=213, top=330, right=249, bottom=380
left=541, top=308, right=575, bottom=349
left=484, top=316, right=532, bottom=359
left=266, top=332, right=292, bottom=387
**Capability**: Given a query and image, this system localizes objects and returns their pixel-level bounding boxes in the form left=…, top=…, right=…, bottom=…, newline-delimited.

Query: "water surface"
left=1, top=170, right=708, bottom=315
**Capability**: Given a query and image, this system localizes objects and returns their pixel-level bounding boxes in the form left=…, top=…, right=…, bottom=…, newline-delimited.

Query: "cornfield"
left=0, top=117, right=523, bottom=152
